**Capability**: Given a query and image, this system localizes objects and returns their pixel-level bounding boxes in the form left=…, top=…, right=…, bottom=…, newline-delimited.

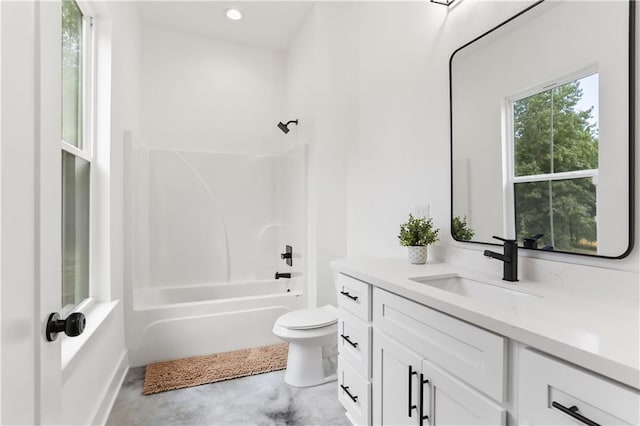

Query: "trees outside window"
left=62, top=0, right=93, bottom=310
left=512, top=74, right=599, bottom=254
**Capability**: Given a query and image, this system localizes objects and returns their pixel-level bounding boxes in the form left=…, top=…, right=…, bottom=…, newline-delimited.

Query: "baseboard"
left=91, top=349, right=129, bottom=426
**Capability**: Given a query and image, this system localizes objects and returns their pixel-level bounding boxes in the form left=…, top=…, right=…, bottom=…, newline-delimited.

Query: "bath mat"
left=143, top=343, right=288, bottom=395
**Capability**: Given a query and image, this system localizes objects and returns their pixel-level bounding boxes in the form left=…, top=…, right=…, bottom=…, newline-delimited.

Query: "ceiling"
left=137, top=1, right=315, bottom=51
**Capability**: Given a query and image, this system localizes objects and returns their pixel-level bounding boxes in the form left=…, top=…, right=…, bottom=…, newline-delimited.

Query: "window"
left=510, top=73, right=599, bottom=254
left=62, top=0, right=93, bottom=310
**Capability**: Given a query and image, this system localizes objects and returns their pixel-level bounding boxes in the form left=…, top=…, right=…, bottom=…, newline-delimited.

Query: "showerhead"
left=277, top=119, right=298, bottom=134
left=277, top=122, right=290, bottom=134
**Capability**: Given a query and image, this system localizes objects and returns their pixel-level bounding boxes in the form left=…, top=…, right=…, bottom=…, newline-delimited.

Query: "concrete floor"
left=107, top=367, right=351, bottom=426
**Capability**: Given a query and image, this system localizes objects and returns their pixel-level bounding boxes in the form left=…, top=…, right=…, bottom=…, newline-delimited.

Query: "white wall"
left=105, top=2, right=141, bottom=304
left=314, top=4, right=357, bottom=306
left=344, top=1, right=639, bottom=292
left=140, top=24, right=286, bottom=155
left=283, top=7, right=317, bottom=306
left=348, top=1, right=450, bottom=259
left=283, top=4, right=356, bottom=308
left=61, top=304, right=126, bottom=425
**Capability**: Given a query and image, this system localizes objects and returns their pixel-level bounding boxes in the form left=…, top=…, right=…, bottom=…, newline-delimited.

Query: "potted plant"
left=452, top=215, right=475, bottom=241
left=398, top=213, right=440, bottom=264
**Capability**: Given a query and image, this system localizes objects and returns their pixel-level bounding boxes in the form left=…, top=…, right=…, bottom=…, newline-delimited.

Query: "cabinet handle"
left=340, top=384, right=358, bottom=403
left=551, top=402, right=601, bottom=426
left=340, top=334, right=358, bottom=348
left=408, top=366, right=418, bottom=417
left=419, top=373, right=430, bottom=426
left=340, top=291, right=358, bottom=301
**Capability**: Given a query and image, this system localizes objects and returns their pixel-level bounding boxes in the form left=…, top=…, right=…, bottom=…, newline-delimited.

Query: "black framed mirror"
left=450, top=0, right=635, bottom=258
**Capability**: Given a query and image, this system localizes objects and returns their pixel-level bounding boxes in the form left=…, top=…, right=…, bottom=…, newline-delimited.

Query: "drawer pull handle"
left=551, top=402, right=601, bottom=426
left=340, top=384, right=358, bottom=403
left=419, top=373, right=430, bottom=426
left=340, top=291, right=358, bottom=301
left=408, top=366, right=418, bottom=417
left=340, top=334, right=358, bottom=348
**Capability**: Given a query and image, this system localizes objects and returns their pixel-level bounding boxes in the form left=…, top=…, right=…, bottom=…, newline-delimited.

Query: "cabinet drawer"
left=338, top=356, right=371, bottom=426
left=519, top=348, right=640, bottom=425
left=373, top=287, right=506, bottom=402
left=338, top=308, right=371, bottom=378
left=337, top=274, right=371, bottom=321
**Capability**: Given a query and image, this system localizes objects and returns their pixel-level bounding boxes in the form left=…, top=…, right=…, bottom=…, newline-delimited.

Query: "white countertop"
left=330, top=257, right=640, bottom=390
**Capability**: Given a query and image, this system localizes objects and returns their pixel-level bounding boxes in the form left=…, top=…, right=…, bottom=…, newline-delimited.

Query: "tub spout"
left=275, top=272, right=291, bottom=280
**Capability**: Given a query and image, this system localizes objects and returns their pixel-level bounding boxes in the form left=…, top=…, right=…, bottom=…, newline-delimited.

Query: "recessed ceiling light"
left=225, top=8, right=242, bottom=21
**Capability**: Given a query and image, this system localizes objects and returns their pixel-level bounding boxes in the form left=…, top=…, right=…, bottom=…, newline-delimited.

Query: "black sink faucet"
left=483, top=236, right=518, bottom=282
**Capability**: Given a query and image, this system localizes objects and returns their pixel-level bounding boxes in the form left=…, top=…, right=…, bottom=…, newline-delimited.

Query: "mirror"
left=450, top=0, right=634, bottom=258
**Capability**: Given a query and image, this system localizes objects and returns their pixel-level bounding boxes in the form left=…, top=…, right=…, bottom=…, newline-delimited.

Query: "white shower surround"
left=127, top=145, right=307, bottom=366
left=133, top=146, right=306, bottom=287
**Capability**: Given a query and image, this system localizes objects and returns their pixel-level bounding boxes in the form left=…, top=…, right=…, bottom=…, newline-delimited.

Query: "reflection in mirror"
left=450, top=0, right=633, bottom=258
left=512, top=73, right=599, bottom=254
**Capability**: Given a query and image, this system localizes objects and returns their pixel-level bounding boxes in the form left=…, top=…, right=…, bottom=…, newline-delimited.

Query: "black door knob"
left=46, top=312, right=86, bottom=342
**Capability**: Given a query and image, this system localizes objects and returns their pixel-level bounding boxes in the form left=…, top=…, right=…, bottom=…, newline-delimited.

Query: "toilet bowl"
left=272, top=305, right=338, bottom=387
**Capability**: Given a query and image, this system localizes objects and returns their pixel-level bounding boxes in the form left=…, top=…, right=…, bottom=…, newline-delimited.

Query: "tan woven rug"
left=143, top=343, right=288, bottom=395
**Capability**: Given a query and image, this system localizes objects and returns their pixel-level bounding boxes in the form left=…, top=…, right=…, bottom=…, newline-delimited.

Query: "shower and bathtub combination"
left=122, top=12, right=323, bottom=372
left=124, top=139, right=308, bottom=366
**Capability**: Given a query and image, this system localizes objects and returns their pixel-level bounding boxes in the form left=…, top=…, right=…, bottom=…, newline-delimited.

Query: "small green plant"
left=398, top=214, right=440, bottom=247
left=452, top=215, right=475, bottom=241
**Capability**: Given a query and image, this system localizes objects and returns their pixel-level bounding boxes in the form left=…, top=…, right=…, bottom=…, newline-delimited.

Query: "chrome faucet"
left=483, top=236, right=518, bottom=282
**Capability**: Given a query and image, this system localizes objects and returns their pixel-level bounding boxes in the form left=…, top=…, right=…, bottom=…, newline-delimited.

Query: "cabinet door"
left=421, top=359, right=506, bottom=426
left=373, top=287, right=506, bottom=402
left=373, top=331, right=423, bottom=426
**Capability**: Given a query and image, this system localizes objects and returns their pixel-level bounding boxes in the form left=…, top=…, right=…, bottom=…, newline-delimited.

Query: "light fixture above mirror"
left=431, top=0, right=457, bottom=6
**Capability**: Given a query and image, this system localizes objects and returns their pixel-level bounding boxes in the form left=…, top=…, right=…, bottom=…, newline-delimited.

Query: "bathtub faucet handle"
left=275, top=272, right=291, bottom=280
left=280, top=245, right=293, bottom=266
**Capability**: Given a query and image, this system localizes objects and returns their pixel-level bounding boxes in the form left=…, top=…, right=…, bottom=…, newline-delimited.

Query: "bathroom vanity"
left=332, top=258, right=639, bottom=426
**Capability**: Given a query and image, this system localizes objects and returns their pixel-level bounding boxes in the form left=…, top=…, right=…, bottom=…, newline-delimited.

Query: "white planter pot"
left=407, top=246, right=428, bottom=264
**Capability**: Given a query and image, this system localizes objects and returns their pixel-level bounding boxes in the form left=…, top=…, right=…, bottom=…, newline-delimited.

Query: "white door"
left=1, top=1, right=64, bottom=424
left=372, top=331, right=423, bottom=426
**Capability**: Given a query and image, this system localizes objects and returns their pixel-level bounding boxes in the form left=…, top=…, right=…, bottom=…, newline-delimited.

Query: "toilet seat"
left=272, top=304, right=339, bottom=387
left=276, top=305, right=337, bottom=330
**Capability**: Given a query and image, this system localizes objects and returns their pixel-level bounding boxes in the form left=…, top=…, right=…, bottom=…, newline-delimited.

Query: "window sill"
left=61, top=300, right=119, bottom=382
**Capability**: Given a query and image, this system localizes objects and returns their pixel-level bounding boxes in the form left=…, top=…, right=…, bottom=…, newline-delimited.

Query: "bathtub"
left=127, top=278, right=305, bottom=366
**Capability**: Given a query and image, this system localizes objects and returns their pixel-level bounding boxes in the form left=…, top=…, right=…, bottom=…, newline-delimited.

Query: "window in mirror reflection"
left=511, top=73, right=599, bottom=254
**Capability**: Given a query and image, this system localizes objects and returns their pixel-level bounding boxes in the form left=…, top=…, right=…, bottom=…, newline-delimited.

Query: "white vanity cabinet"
left=371, top=288, right=506, bottom=426
left=334, top=271, right=640, bottom=426
left=337, top=274, right=373, bottom=426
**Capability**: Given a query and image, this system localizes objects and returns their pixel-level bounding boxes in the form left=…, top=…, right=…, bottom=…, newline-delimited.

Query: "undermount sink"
left=410, top=275, right=540, bottom=306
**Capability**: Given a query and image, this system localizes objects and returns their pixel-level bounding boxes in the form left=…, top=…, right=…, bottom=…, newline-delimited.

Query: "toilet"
left=272, top=305, right=338, bottom=387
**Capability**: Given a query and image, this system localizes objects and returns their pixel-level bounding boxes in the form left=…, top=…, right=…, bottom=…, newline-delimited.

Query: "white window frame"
left=504, top=67, right=599, bottom=246
left=61, top=0, right=96, bottom=316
